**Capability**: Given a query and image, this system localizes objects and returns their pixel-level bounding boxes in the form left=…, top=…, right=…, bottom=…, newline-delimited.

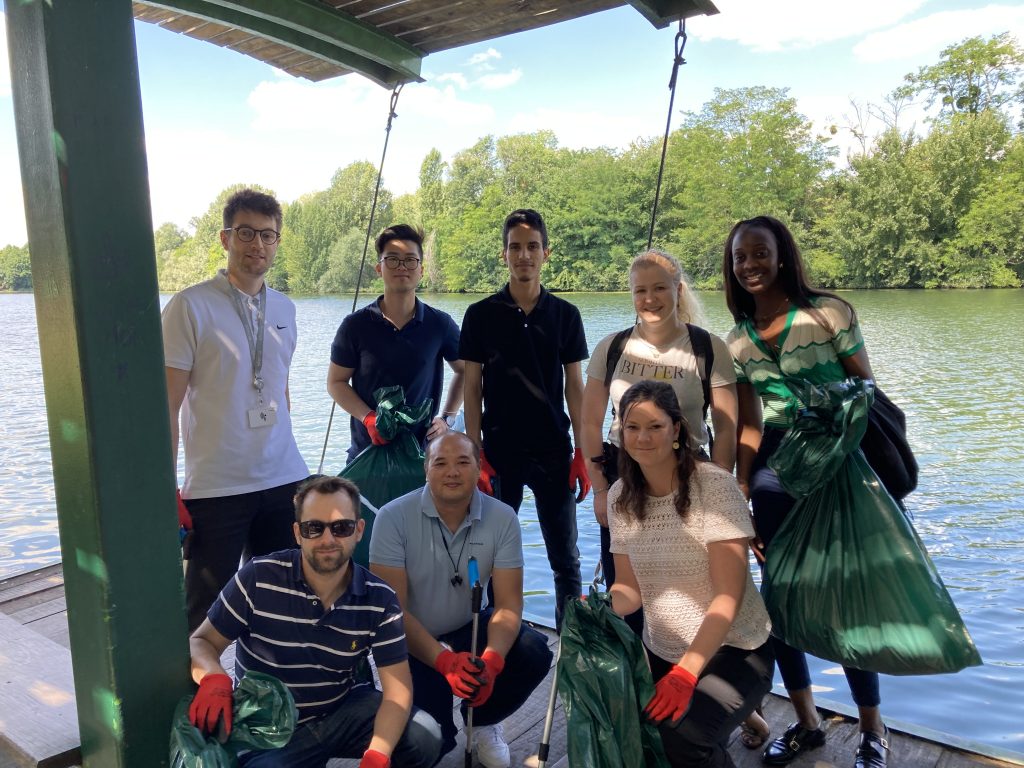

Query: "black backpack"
left=603, top=324, right=715, bottom=445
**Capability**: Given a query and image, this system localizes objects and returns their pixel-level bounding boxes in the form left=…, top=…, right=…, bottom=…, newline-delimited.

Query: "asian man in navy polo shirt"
left=328, top=225, right=464, bottom=464
left=459, top=209, right=591, bottom=631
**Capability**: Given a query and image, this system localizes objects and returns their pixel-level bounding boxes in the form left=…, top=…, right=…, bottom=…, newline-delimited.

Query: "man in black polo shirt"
left=329, top=224, right=464, bottom=463
left=460, top=209, right=590, bottom=630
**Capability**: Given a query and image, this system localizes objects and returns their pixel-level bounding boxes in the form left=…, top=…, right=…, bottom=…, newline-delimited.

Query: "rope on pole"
left=317, top=84, right=404, bottom=475
left=646, top=19, right=687, bottom=250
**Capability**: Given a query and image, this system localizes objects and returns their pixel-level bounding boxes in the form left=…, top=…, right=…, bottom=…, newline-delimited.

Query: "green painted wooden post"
left=5, top=1, right=191, bottom=765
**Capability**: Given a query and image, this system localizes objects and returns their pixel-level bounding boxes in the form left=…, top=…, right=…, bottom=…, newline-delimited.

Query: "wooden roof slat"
left=133, top=0, right=717, bottom=83
left=398, top=2, right=621, bottom=52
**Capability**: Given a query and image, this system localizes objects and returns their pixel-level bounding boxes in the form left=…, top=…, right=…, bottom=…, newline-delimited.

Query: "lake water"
left=1, top=289, right=1023, bottom=756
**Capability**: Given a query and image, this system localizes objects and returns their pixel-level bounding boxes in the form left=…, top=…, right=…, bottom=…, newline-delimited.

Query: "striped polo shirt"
left=208, top=549, right=407, bottom=724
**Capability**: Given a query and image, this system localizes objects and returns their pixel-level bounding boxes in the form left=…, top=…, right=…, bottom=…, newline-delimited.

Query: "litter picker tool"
left=465, top=556, right=483, bottom=768
left=534, top=631, right=561, bottom=768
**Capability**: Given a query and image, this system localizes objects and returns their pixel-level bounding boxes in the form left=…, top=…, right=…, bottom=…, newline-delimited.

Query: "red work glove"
left=469, top=649, right=505, bottom=707
left=176, top=488, right=192, bottom=530
left=359, top=749, right=391, bottom=768
left=362, top=411, right=390, bottom=446
left=644, top=665, right=698, bottom=723
left=477, top=451, right=497, bottom=496
left=434, top=649, right=485, bottom=699
left=569, top=447, right=591, bottom=503
left=189, top=673, right=234, bottom=736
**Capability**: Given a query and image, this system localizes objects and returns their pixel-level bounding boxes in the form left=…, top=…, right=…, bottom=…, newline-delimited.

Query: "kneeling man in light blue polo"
left=369, top=432, right=553, bottom=768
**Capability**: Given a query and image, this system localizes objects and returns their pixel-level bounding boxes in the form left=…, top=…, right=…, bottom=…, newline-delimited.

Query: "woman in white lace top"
left=607, top=380, right=774, bottom=768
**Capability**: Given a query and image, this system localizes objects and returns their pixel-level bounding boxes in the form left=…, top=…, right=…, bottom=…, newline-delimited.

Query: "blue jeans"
left=409, top=609, right=553, bottom=759
left=750, top=429, right=881, bottom=708
left=238, top=683, right=441, bottom=768
left=490, top=450, right=581, bottom=630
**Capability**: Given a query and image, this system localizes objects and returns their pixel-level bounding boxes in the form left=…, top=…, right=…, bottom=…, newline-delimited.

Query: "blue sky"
left=1, top=0, right=1023, bottom=247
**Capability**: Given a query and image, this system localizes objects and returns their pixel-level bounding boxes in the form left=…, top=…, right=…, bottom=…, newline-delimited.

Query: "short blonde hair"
left=629, top=249, right=704, bottom=326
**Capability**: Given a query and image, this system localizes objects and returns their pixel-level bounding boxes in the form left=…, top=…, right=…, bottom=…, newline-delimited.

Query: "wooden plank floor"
left=3, top=564, right=1022, bottom=768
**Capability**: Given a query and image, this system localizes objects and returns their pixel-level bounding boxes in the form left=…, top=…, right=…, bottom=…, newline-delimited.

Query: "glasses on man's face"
left=381, top=255, right=421, bottom=270
left=298, top=519, right=357, bottom=539
left=224, top=226, right=281, bottom=245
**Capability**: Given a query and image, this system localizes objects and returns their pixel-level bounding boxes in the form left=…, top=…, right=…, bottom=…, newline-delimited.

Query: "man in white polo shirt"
left=163, top=188, right=309, bottom=630
left=369, top=432, right=552, bottom=768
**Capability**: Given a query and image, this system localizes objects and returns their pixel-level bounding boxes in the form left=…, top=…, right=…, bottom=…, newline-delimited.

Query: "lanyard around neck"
left=227, top=282, right=267, bottom=394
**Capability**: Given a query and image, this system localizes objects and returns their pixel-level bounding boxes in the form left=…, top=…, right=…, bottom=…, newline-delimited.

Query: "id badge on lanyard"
left=229, top=283, right=277, bottom=429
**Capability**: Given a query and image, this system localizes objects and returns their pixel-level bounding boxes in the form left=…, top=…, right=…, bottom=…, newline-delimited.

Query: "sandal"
left=739, top=707, right=770, bottom=750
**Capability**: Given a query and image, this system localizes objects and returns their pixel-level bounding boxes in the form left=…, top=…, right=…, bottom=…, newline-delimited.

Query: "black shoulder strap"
left=686, top=323, right=714, bottom=427
left=603, top=327, right=634, bottom=390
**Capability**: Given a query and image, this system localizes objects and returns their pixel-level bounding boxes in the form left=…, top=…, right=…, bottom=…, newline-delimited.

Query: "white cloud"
left=141, top=72, right=505, bottom=230
left=853, top=4, right=1024, bottom=63
left=436, top=72, right=469, bottom=90
left=504, top=107, right=655, bottom=152
left=0, top=13, right=10, bottom=98
left=467, top=48, right=502, bottom=66
left=474, top=69, right=523, bottom=90
left=689, top=0, right=928, bottom=51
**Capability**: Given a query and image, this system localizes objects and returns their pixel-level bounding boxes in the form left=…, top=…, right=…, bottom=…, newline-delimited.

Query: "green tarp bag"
left=339, top=385, right=433, bottom=567
left=170, top=672, right=297, bottom=767
left=558, top=588, right=669, bottom=768
left=763, top=378, right=982, bottom=675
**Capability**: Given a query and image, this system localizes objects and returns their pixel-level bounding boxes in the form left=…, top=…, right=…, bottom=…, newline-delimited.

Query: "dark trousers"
left=184, top=480, right=301, bottom=631
left=490, top=450, right=581, bottom=630
left=648, top=643, right=775, bottom=768
left=238, top=684, right=441, bottom=768
left=408, top=608, right=553, bottom=759
left=750, top=429, right=881, bottom=707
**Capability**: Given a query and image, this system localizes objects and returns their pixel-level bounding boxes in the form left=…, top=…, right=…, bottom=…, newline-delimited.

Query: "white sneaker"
left=473, top=723, right=510, bottom=768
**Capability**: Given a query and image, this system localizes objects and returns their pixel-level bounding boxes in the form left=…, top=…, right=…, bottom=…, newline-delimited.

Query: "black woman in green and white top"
left=581, top=250, right=737, bottom=624
left=724, top=215, right=889, bottom=768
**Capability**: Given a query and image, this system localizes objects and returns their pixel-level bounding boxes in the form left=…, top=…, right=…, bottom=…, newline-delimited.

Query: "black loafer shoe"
left=854, top=730, right=890, bottom=768
left=762, top=721, right=827, bottom=766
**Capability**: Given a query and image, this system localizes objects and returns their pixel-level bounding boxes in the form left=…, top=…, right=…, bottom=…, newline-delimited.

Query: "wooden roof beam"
left=138, top=0, right=426, bottom=86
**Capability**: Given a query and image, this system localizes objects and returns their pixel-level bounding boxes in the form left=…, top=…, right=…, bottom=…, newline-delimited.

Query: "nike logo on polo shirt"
left=276, top=324, right=288, bottom=329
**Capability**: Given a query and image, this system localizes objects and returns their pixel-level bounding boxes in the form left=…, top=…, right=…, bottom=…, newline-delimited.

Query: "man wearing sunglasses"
left=188, top=475, right=441, bottom=767
left=328, top=224, right=464, bottom=463
left=369, top=432, right=552, bottom=767
left=163, top=188, right=309, bottom=631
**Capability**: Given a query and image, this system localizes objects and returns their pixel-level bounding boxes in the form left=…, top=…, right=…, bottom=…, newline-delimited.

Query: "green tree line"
left=4, top=34, right=1022, bottom=294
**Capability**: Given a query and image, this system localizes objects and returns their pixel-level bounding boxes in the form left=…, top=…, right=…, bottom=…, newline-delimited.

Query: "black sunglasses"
left=298, top=519, right=358, bottom=539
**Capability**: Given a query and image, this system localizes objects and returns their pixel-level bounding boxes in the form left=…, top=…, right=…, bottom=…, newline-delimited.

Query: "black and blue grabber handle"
left=465, top=557, right=483, bottom=768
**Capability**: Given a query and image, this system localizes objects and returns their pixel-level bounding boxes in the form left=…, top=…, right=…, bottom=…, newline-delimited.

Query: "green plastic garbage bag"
left=763, top=378, right=982, bottom=676
left=170, top=671, right=297, bottom=767
left=558, top=588, right=669, bottom=768
left=340, top=385, right=433, bottom=567
left=768, top=377, right=872, bottom=499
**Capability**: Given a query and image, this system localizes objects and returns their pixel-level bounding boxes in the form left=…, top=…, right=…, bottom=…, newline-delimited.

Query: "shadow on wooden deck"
left=3, top=564, right=1022, bottom=768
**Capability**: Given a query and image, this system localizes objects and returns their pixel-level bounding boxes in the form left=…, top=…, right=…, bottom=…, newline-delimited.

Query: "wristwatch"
left=443, top=414, right=458, bottom=428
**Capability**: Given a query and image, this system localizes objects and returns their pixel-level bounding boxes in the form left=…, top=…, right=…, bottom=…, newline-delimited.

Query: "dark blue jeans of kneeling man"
left=409, top=608, right=554, bottom=760
left=750, top=427, right=881, bottom=708
left=238, top=683, right=441, bottom=768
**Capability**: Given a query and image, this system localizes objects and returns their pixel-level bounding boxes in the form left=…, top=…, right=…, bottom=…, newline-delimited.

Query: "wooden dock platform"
left=2, top=564, right=1021, bottom=768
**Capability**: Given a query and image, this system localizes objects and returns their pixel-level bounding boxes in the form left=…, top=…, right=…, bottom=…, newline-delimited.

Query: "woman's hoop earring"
left=672, top=440, right=681, bottom=450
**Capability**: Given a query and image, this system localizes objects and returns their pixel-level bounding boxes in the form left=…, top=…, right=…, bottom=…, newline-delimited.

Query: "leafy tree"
left=899, top=33, right=1024, bottom=118
left=953, top=134, right=1024, bottom=286
left=662, top=86, right=835, bottom=285
left=0, top=244, right=32, bottom=291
